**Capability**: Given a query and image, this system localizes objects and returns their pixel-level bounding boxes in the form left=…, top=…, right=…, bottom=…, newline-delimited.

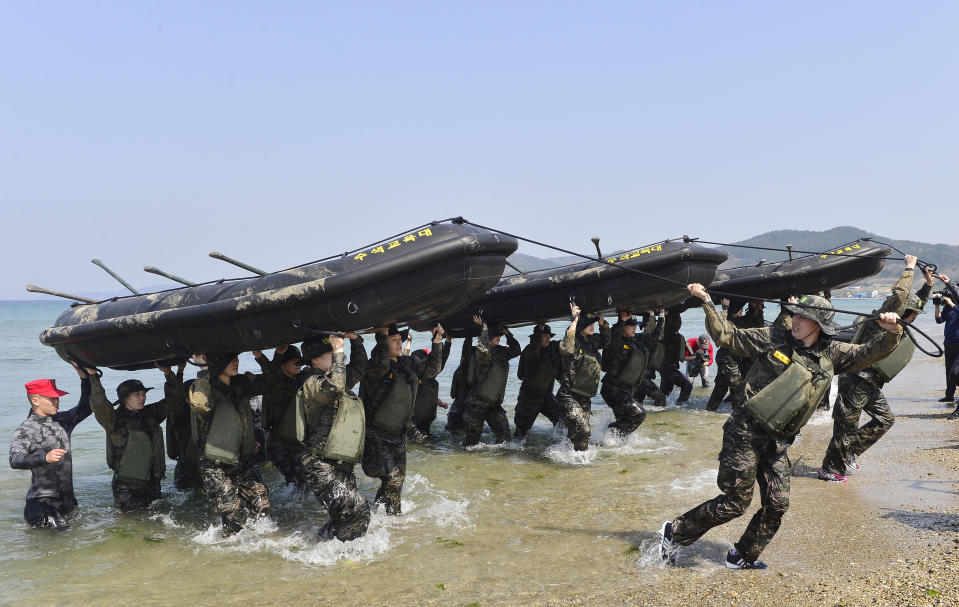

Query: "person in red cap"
left=9, top=361, right=96, bottom=528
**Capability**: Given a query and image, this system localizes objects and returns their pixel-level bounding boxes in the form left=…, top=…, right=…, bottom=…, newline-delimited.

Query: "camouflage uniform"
left=821, top=268, right=931, bottom=475
left=444, top=339, right=474, bottom=434
left=658, top=315, right=693, bottom=403
left=90, top=371, right=185, bottom=510
left=299, top=340, right=371, bottom=541
left=254, top=351, right=308, bottom=490
left=189, top=369, right=272, bottom=535
left=671, top=300, right=901, bottom=562
left=9, top=378, right=92, bottom=527
left=601, top=316, right=665, bottom=437
left=706, top=305, right=765, bottom=411
left=361, top=333, right=443, bottom=514
left=557, top=319, right=611, bottom=451
left=514, top=338, right=563, bottom=438
left=409, top=340, right=452, bottom=437
left=167, top=377, right=203, bottom=489
left=462, top=328, right=521, bottom=446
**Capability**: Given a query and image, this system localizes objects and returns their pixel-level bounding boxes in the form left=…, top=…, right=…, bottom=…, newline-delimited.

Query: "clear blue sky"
left=2, top=2, right=956, bottom=299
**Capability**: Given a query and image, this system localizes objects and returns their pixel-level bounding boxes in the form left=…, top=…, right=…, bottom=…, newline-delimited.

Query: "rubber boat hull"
left=40, top=223, right=517, bottom=370
left=429, top=240, right=728, bottom=335
left=677, top=240, right=890, bottom=311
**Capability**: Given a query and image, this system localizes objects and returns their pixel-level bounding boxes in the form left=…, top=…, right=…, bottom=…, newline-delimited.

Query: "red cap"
left=25, top=379, right=69, bottom=398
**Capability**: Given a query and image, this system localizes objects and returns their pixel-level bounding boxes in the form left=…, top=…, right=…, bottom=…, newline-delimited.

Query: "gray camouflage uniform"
left=9, top=378, right=92, bottom=527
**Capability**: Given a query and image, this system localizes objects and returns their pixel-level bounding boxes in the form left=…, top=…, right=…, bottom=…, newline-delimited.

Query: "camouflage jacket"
left=703, top=301, right=901, bottom=434
left=603, top=316, right=665, bottom=383
left=90, top=371, right=184, bottom=479
left=361, top=333, right=443, bottom=422
left=467, top=328, right=520, bottom=395
left=854, top=268, right=931, bottom=369
left=559, top=321, right=611, bottom=388
left=517, top=339, right=562, bottom=397
left=189, top=371, right=270, bottom=467
left=9, top=378, right=92, bottom=511
left=299, top=340, right=368, bottom=453
left=254, top=352, right=304, bottom=434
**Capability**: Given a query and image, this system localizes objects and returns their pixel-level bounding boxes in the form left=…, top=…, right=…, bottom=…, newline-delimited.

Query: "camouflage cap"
left=904, top=293, right=925, bottom=315
left=785, top=295, right=838, bottom=336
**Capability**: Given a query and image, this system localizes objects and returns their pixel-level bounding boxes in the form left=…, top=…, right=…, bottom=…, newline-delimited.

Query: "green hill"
left=720, top=226, right=959, bottom=281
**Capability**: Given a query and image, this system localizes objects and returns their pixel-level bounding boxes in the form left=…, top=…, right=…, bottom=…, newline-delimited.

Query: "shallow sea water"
left=0, top=298, right=944, bottom=605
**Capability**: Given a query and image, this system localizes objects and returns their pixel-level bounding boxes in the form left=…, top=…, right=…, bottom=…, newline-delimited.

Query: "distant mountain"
left=506, top=226, right=959, bottom=284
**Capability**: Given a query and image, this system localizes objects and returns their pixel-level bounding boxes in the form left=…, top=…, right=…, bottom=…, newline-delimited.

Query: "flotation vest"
left=412, top=378, right=440, bottom=422
left=274, top=392, right=306, bottom=446
left=743, top=349, right=833, bottom=438
left=471, top=358, right=509, bottom=403
left=321, top=393, right=366, bottom=463
left=107, top=427, right=163, bottom=484
left=852, top=315, right=915, bottom=382
left=201, top=401, right=245, bottom=465
left=371, top=372, right=416, bottom=435
left=649, top=342, right=665, bottom=370
left=613, top=344, right=649, bottom=386
left=523, top=356, right=556, bottom=396
left=568, top=350, right=602, bottom=398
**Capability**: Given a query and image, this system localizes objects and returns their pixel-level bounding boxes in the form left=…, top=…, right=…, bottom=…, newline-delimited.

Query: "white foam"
left=668, top=469, right=716, bottom=492
left=545, top=437, right=599, bottom=465
left=148, top=512, right=183, bottom=529
left=185, top=473, right=471, bottom=567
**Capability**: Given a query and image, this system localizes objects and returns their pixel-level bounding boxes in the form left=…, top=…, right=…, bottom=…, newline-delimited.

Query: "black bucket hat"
left=116, top=379, right=153, bottom=401
left=206, top=353, right=240, bottom=377
left=299, top=338, right=332, bottom=364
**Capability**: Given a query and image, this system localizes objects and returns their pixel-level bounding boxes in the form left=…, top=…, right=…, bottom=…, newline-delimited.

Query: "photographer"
left=686, top=334, right=714, bottom=388
left=933, top=273, right=959, bottom=416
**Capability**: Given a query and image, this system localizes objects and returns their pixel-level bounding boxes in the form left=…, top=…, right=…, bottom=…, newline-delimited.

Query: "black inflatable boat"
left=40, top=222, right=517, bottom=370
left=430, top=239, right=728, bottom=335
left=677, top=239, right=891, bottom=310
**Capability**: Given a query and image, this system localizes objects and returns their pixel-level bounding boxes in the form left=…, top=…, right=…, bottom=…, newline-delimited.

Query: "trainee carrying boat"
left=39, top=221, right=517, bottom=370
left=431, top=239, right=728, bottom=335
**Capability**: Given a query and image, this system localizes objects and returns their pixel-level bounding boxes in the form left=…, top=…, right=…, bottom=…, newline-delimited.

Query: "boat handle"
left=347, top=301, right=359, bottom=314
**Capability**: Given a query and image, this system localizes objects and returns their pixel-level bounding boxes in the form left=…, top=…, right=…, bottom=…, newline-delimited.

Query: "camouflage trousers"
left=301, top=452, right=371, bottom=541
left=24, top=498, right=71, bottom=529
left=557, top=389, right=592, bottom=451
left=361, top=428, right=406, bottom=515
left=659, top=367, right=692, bottom=403
left=112, top=476, right=162, bottom=511
left=707, top=349, right=745, bottom=411
left=635, top=372, right=667, bottom=407
left=821, top=373, right=894, bottom=475
left=173, top=458, right=203, bottom=490
left=672, top=412, right=791, bottom=562
left=445, top=399, right=466, bottom=434
left=267, top=437, right=307, bottom=491
left=462, top=394, right=510, bottom=446
left=600, top=381, right=647, bottom=437
left=200, top=462, right=271, bottom=535
left=513, top=391, right=563, bottom=438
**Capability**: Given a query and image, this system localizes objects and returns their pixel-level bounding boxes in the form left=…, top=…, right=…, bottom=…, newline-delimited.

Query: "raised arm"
left=560, top=303, right=579, bottom=357
left=364, top=329, right=391, bottom=382
left=344, top=333, right=368, bottom=390
left=687, top=284, right=772, bottom=358
left=831, top=313, right=903, bottom=374
left=88, top=372, right=116, bottom=432
left=418, top=324, right=446, bottom=379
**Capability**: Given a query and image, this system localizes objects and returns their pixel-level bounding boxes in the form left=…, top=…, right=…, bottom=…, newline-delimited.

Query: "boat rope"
left=684, top=237, right=903, bottom=262
left=453, top=218, right=943, bottom=358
